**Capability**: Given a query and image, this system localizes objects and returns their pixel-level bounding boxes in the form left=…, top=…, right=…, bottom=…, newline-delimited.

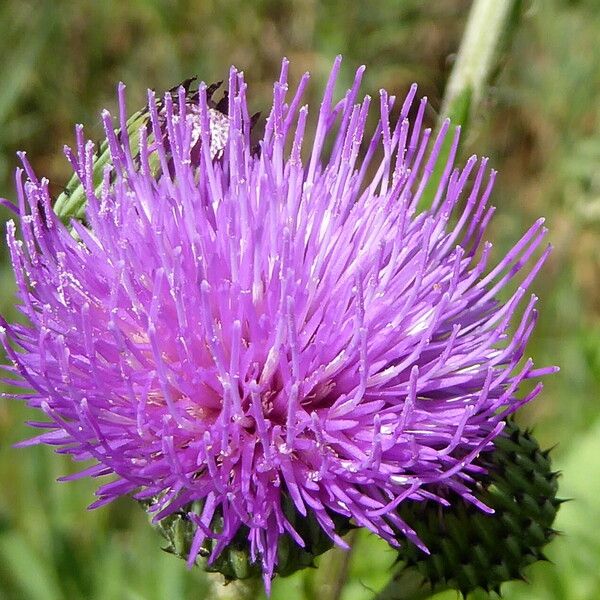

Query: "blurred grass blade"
left=0, top=532, right=63, bottom=600
left=0, top=17, right=50, bottom=126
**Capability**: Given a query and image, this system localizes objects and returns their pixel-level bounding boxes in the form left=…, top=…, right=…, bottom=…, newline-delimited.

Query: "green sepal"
left=146, top=494, right=353, bottom=582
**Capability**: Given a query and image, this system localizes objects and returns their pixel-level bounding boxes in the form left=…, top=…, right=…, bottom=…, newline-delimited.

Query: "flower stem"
left=441, top=0, right=520, bottom=131
left=419, top=0, right=521, bottom=212
left=330, top=530, right=358, bottom=600
left=208, top=574, right=262, bottom=600
left=374, top=566, right=444, bottom=600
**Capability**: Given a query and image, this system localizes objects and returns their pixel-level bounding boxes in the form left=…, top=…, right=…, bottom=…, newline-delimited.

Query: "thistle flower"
left=0, top=57, right=555, bottom=592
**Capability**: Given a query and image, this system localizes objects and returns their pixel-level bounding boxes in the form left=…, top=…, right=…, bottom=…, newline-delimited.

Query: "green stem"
left=420, top=0, right=521, bottom=211
left=441, top=0, right=518, bottom=130
left=207, top=574, right=262, bottom=600
left=330, top=529, right=358, bottom=600
left=374, top=566, right=445, bottom=600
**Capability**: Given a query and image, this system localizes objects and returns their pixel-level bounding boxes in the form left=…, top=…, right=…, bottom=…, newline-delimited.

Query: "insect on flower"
left=53, top=78, right=234, bottom=225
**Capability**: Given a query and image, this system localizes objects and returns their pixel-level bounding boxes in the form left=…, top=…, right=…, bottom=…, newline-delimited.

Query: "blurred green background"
left=1, top=0, right=599, bottom=598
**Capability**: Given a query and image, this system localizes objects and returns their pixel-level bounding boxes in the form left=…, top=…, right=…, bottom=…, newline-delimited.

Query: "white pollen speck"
left=308, top=470, right=321, bottom=482
left=277, top=442, right=291, bottom=455
left=340, top=460, right=358, bottom=473
left=390, top=474, right=410, bottom=484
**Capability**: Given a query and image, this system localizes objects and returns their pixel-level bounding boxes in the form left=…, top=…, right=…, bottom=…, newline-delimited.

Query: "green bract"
left=151, top=497, right=352, bottom=581
left=53, top=107, right=151, bottom=224
left=392, top=420, right=561, bottom=597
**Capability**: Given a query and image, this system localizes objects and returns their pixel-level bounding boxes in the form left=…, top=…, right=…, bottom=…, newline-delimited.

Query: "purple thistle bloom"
left=1, top=57, right=555, bottom=590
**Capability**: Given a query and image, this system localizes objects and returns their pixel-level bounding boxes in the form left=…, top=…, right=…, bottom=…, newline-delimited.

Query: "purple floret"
left=0, top=57, right=556, bottom=590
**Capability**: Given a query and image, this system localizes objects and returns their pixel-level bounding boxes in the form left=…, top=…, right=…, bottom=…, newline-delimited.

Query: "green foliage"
left=1, top=0, right=600, bottom=598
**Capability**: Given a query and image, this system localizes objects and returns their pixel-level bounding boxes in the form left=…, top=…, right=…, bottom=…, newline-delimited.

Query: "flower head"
left=1, top=57, right=555, bottom=590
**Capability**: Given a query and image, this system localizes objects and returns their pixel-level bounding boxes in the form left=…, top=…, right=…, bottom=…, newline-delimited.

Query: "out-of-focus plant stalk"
left=375, top=569, right=442, bottom=600
left=421, top=0, right=521, bottom=211
left=208, top=574, right=261, bottom=600
left=321, top=530, right=358, bottom=600
left=441, top=0, right=519, bottom=132
left=421, top=0, right=523, bottom=209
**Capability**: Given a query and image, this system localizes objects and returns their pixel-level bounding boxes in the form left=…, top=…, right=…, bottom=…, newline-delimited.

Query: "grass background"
left=1, top=0, right=599, bottom=598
